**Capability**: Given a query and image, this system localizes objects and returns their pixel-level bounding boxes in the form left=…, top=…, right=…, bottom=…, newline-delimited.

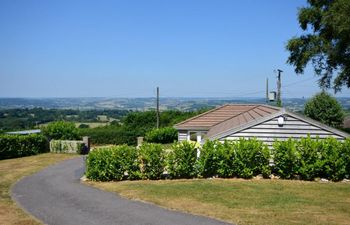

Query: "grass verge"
left=0, top=153, right=78, bottom=225
left=87, top=178, right=350, bottom=225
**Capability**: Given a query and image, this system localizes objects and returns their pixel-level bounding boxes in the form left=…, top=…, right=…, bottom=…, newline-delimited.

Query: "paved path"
left=12, top=157, right=233, bottom=225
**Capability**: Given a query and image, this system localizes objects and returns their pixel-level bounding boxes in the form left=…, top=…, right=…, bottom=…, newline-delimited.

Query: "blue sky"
left=1, top=0, right=349, bottom=98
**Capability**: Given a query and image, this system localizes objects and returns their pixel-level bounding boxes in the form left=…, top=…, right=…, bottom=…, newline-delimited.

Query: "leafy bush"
left=86, top=145, right=140, bottom=181
left=42, top=121, right=80, bottom=140
left=233, top=138, right=271, bottom=178
left=138, top=143, right=165, bottom=179
left=272, top=137, right=350, bottom=181
left=304, top=91, right=345, bottom=127
left=145, top=127, right=178, bottom=144
left=272, top=139, right=300, bottom=179
left=197, top=140, right=225, bottom=177
left=167, top=141, right=199, bottom=179
left=79, top=126, right=138, bottom=146
left=297, top=136, right=323, bottom=180
left=317, top=138, right=347, bottom=181
left=0, top=134, right=48, bottom=160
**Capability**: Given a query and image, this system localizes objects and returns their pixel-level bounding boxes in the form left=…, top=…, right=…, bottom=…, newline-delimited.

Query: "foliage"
left=272, top=137, right=350, bottom=181
left=50, top=140, right=86, bottom=155
left=0, top=134, right=48, bottom=160
left=86, top=145, right=140, bottom=181
left=138, top=143, right=165, bottom=179
left=145, top=127, right=178, bottom=144
left=0, top=107, right=129, bottom=132
left=272, top=139, right=300, bottom=179
left=79, top=110, right=204, bottom=146
left=42, top=121, right=80, bottom=140
left=304, top=91, right=345, bottom=127
left=286, top=0, right=350, bottom=91
left=232, top=139, right=271, bottom=178
left=167, top=141, right=199, bottom=179
left=79, top=126, right=138, bottom=146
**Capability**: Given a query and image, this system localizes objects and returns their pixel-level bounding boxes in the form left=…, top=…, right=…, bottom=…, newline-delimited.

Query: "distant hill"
left=0, top=97, right=349, bottom=111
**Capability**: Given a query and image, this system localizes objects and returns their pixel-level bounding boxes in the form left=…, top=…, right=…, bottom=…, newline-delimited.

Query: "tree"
left=286, top=0, right=350, bottom=92
left=304, top=91, right=344, bottom=127
left=42, top=121, right=80, bottom=140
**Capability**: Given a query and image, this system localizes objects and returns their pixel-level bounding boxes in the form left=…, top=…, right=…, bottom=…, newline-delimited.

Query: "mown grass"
left=0, top=153, right=78, bottom=225
left=88, top=178, right=350, bottom=225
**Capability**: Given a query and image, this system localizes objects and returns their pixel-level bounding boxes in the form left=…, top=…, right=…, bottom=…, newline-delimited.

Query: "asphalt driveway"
left=11, top=156, right=233, bottom=225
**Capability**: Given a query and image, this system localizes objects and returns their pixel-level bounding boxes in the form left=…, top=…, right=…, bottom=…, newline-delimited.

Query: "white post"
left=196, top=132, right=201, bottom=158
left=196, top=132, right=202, bottom=144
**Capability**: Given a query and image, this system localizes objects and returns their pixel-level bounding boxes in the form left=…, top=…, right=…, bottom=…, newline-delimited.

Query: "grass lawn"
left=0, top=153, right=78, bottom=225
left=88, top=178, right=350, bottom=225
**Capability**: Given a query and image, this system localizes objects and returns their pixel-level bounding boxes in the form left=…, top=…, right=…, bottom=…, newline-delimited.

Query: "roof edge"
left=209, top=108, right=350, bottom=140
left=208, top=109, right=285, bottom=140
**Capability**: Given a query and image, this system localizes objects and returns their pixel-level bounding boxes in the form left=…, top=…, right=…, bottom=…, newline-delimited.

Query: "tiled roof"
left=174, top=104, right=281, bottom=137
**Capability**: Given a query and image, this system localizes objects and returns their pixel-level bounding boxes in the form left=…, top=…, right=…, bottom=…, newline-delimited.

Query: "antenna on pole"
left=156, top=86, right=160, bottom=129
left=277, top=69, right=283, bottom=107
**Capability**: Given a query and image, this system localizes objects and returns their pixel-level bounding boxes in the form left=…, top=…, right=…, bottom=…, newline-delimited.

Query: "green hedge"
left=145, top=127, right=178, bottom=144
left=273, top=137, right=350, bottom=181
left=0, top=134, right=49, bottom=160
left=86, top=145, right=140, bottom=181
left=198, top=139, right=270, bottom=179
left=167, top=141, right=199, bottom=179
left=85, top=138, right=350, bottom=182
left=138, top=143, right=165, bottom=179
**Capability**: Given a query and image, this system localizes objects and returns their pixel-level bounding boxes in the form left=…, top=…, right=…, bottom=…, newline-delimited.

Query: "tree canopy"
left=304, top=91, right=344, bottom=127
left=286, top=0, right=350, bottom=92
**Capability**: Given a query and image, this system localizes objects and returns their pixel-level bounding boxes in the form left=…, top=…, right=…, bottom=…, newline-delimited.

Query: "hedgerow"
left=85, top=138, right=350, bottom=182
left=138, top=143, right=165, bottom=179
left=144, top=127, right=178, bottom=144
left=0, top=134, right=49, bottom=160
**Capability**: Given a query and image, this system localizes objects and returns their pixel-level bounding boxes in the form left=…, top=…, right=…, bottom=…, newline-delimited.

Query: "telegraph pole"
left=156, top=86, right=160, bottom=129
left=277, top=69, right=283, bottom=107
left=266, top=78, right=269, bottom=103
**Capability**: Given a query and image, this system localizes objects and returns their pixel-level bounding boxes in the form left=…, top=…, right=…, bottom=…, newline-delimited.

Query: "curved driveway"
left=11, top=157, right=233, bottom=225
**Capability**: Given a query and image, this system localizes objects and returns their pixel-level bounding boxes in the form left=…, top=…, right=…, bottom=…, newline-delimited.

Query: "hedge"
left=273, top=137, right=350, bottom=181
left=85, top=138, right=350, bottom=182
left=144, top=127, right=178, bottom=144
left=0, top=134, right=49, bottom=160
left=86, top=145, right=140, bottom=181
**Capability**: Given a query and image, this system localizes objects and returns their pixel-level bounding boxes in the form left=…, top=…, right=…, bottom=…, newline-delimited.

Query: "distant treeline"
left=0, top=108, right=130, bottom=132
left=79, top=110, right=208, bottom=146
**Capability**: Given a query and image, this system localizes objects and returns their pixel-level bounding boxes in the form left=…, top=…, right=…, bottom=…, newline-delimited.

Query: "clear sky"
left=1, top=0, right=349, bottom=98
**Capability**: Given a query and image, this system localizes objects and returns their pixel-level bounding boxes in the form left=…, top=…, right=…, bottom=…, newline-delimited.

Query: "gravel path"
left=11, top=157, right=233, bottom=225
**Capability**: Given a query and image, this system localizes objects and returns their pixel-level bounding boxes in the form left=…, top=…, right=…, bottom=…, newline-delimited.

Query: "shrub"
left=167, top=141, right=199, bottom=179
left=343, top=139, right=350, bottom=178
left=79, top=126, right=138, bottom=146
left=42, top=121, right=80, bottom=140
left=197, top=140, right=229, bottom=178
left=272, top=138, right=300, bottom=179
left=297, top=136, right=323, bottom=180
left=318, top=138, right=347, bottom=181
left=304, top=91, right=345, bottom=127
left=138, top=143, right=165, bottom=179
left=86, top=145, right=140, bottom=181
left=145, top=127, right=178, bottom=144
left=233, top=139, right=271, bottom=178
left=0, top=134, right=48, bottom=160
